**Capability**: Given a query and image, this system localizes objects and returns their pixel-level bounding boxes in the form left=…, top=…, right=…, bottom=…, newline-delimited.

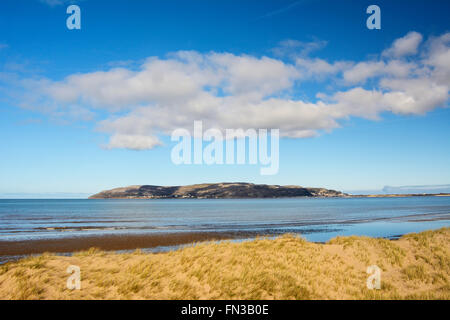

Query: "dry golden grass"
left=0, top=228, right=448, bottom=300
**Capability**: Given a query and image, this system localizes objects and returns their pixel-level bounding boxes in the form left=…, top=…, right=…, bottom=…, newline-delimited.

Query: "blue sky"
left=0, top=0, right=449, bottom=197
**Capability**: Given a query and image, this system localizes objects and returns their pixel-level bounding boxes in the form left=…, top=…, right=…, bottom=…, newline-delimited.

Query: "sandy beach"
left=0, top=227, right=448, bottom=300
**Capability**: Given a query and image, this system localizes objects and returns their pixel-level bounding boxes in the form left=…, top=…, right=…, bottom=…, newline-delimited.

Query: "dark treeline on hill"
left=89, top=183, right=346, bottom=199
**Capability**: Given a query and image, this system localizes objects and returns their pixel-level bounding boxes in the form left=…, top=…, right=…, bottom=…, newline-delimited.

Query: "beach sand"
left=0, top=228, right=448, bottom=299
left=0, top=231, right=252, bottom=257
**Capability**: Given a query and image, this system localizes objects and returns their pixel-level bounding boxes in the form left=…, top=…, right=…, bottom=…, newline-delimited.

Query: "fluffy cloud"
left=343, top=61, right=386, bottom=84
left=382, top=31, right=423, bottom=57
left=424, top=33, right=450, bottom=86
left=342, top=60, right=415, bottom=84
left=107, top=134, right=162, bottom=150
left=272, top=39, right=328, bottom=58
left=296, top=57, right=351, bottom=78
left=13, top=32, right=450, bottom=150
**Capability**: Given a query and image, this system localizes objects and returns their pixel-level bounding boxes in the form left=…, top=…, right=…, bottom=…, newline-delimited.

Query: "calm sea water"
left=0, top=197, right=449, bottom=243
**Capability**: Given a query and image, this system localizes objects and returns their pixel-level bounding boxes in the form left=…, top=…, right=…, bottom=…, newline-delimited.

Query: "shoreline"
left=2, top=219, right=449, bottom=260
left=0, top=231, right=256, bottom=258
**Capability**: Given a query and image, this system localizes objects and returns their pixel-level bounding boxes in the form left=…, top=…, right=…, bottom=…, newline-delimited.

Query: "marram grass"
left=0, top=228, right=448, bottom=300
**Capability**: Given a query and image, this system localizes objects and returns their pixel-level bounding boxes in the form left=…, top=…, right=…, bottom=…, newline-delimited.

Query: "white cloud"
left=381, top=78, right=448, bottom=114
left=209, top=53, right=300, bottom=97
left=11, top=32, right=450, bottom=150
left=382, top=31, right=423, bottom=58
left=332, top=88, right=386, bottom=120
left=107, top=134, right=162, bottom=150
left=343, top=60, right=416, bottom=84
left=384, top=60, right=415, bottom=78
left=296, top=57, right=351, bottom=78
left=343, top=61, right=386, bottom=84
left=43, top=52, right=301, bottom=110
left=273, top=39, right=328, bottom=58
left=424, top=32, right=450, bottom=86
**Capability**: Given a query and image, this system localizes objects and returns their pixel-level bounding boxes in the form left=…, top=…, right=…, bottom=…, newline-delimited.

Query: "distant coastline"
left=88, top=183, right=346, bottom=199
left=88, top=182, right=450, bottom=200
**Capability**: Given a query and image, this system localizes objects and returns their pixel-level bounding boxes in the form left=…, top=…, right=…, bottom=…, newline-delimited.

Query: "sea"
left=0, top=197, right=449, bottom=263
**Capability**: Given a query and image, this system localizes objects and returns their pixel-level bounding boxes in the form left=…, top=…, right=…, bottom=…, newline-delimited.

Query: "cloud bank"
left=9, top=32, right=450, bottom=150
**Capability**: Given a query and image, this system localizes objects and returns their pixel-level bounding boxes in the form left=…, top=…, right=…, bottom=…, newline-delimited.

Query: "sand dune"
left=0, top=228, right=448, bottom=299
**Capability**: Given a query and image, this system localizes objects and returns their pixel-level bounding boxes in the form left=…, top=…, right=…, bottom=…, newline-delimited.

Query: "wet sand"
left=0, top=231, right=255, bottom=257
